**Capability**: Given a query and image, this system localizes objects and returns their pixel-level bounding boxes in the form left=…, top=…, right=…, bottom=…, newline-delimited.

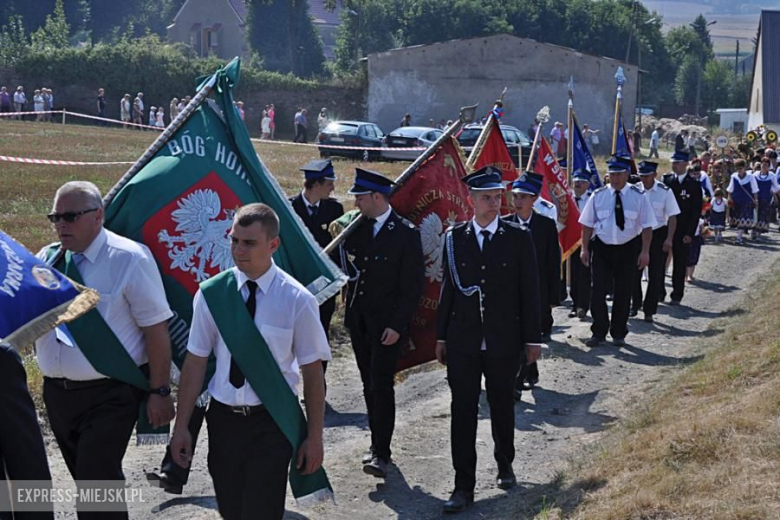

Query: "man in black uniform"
left=662, top=151, right=702, bottom=306
left=289, top=159, right=344, bottom=374
left=504, top=171, right=560, bottom=397
left=436, top=166, right=542, bottom=514
left=0, top=342, right=54, bottom=519
left=341, top=168, right=424, bottom=479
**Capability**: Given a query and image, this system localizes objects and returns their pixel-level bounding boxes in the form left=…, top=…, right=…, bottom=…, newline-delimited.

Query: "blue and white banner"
left=571, top=118, right=602, bottom=191
left=0, top=231, right=97, bottom=349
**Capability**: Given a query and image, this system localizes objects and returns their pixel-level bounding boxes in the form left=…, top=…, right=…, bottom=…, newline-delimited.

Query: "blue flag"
left=572, top=118, right=602, bottom=191
left=614, top=104, right=638, bottom=175
left=0, top=231, right=97, bottom=348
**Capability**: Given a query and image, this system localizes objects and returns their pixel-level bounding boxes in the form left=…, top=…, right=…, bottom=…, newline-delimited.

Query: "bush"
left=14, top=35, right=323, bottom=103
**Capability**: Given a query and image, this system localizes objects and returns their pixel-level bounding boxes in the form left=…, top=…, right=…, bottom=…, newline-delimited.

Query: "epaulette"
left=502, top=219, right=526, bottom=230
left=399, top=216, right=416, bottom=229
left=630, top=184, right=644, bottom=193
left=446, top=221, right=469, bottom=233
left=539, top=199, right=554, bottom=208
left=657, top=181, right=670, bottom=190
left=593, top=185, right=609, bottom=194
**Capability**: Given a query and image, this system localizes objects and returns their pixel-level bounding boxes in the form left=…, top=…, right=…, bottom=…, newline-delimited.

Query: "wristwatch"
left=149, top=386, right=172, bottom=396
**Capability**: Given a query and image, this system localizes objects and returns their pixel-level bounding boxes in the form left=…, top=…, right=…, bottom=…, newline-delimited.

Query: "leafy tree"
left=702, top=58, right=732, bottom=111
left=674, top=54, right=699, bottom=106
left=0, top=14, right=29, bottom=66
left=30, top=0, right=70, bottom=50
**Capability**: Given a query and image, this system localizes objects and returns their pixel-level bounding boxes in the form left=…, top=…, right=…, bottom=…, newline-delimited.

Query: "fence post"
left=61, top=109, right=66, bottom=125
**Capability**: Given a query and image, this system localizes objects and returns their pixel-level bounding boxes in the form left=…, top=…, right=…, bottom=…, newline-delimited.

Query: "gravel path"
left=45, top=232, right=780, bottom=519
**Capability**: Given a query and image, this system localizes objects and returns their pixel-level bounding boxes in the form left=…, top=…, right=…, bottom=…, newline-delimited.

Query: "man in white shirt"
left=36, top=181, right=174, bottom=518
left=579, top=155, right=655, bottom=347
left=631, top=161, right=680, bottom=323
left=170, top=203, right=329, bottom=520
left=649, top=127, right=660, bottom=158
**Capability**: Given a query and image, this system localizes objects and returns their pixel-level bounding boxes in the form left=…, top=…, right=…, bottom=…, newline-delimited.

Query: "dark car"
left=318, top=120, right=385, bottom=161
left=457, top=124, right=533, bottom=168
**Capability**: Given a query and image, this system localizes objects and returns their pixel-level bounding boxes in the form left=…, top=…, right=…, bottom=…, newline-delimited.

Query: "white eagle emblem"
left=157, top=189, right=235, bottom=282
left=420, top=211, right=458, bottom=283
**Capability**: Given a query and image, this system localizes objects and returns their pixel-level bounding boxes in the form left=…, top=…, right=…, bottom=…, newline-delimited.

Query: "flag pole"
left=525, top=106, right=551, bottom=172
left=567, top=77, right=574, bottom=183
left=323, top=103, right=479, bottom=256
left=611, top=67, right=626, bottom=155
left=465, top=88, right=507, bottom=171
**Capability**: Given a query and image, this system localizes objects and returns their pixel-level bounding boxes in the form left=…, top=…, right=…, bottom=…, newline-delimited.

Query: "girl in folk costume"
left=156, top=107, right=165, bottom=128
left=754, top=158, right=780, bottom=237
left=727, top=159, right=758, bottom=244
left=709, top=188, right=727, bottom=243
left=148, top=106, right=157, bottom=128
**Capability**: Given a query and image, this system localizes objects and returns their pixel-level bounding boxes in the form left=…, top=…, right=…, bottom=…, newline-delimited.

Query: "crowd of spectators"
left=0, top=85, right=55, bottom=121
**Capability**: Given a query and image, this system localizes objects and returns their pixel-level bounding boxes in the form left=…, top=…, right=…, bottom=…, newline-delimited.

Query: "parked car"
left=318, top=120, right=384, bottom=161
left=457, top=123, right=533, bottom=168
left=381, top=126, right=444, bottom=161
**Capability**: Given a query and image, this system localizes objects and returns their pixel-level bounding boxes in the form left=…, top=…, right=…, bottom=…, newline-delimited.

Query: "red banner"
left=534, top=138, right=582, bottom=260
left=391, top=137, right=473, bottom=371
left=471, top=118, right=517, bottom=214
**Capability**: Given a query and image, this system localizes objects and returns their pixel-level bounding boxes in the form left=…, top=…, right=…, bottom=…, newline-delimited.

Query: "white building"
left=747, top=10, right=780, bottom=132
left=716, top=108, right=748, bottom=134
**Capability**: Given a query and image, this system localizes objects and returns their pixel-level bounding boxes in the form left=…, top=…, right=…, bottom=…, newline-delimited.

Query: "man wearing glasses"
left=35, top=181, right=175, bottom=519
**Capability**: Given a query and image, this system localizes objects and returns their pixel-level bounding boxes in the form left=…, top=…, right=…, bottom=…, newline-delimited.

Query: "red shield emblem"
left=142, top=171, right=242, bottom=295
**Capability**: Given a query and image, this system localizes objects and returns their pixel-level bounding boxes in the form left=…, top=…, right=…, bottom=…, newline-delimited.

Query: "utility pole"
left=735, top=40, right=740, bottom=78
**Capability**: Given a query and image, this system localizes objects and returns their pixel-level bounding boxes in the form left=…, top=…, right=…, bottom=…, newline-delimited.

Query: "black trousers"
left=570, top=246, right=591, bottom=312
left=515, top=362, right=539, bottom=390
left=158, top=402, right=207, bottom=487
left=207, top=400, right=293, bottom=520
left=590, top=238, right=640, bottom=340
left=348, top=313, right=402, bottom=462
left=319, top=295, right=337, bottom=378
left=631, top=261, right=643, bottom=313
left=0, top=345, right=53, bottom=520
left=448, top=350, right=519, bottom=493
left=670, top=237, right=690, bottom=302
left=43, top=377, right=143, bottom=520
left=643, top=227, right=669, bottom=316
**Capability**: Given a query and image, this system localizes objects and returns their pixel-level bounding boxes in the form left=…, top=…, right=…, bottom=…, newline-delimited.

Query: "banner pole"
left=525, top=106, right=551, bottom=172
left=612, top=67, right=626, bottom=155
left=323, top=103, right=479, bottom=256
left=567, top=77, right=574, bottom=183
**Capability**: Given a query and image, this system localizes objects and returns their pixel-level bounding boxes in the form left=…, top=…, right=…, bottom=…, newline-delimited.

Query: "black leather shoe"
left=644, top=313, right=654, bottom=323
left=568, top=310, right=578, bottom=318
left=628, top=309, right=638, bottom=317
left=585, top=336, right=605, bottom=347
left=443, top=489, right=474, bottom=514
left=513, top=388, right=523, bottom=402
left=540, top=332, right=552, bottom=342
left=612, top=337, right=626, bottom=347
left=361, top=447, right=375, bottom=465
left=146, top=472, right=183, bottom=495
left=577, top=308, right=587, bottom=320
left=496, top=466, right=517, bottom=490
left=363, top=456, right=388, bottom=478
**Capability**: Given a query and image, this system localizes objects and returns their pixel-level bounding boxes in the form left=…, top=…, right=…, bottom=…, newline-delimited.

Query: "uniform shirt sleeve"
left=638, top=192, right=657, bottom=229
left=727, top=175, right=736, bottom=194
left=665, top=188, right=681, bottom=217
left=187, top=290, right=218, bottom=358
left=124, top=248, right=174, bottom=327
left=291, top=291, right=332, bottom=366
left=750, top=176, right=759, bottom=194
left=578, top=194, right=597, bottom=228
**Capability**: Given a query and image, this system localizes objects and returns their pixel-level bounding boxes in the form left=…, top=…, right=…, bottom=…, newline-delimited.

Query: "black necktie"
left=614, top=190, right=625, bottom=231
left=575, top=196, right=581, bottom=203
left=308, top=204, right=318, bottom=218
left=365, top=217, right=377, bottom=238
left=480, top=229, right=491, bottom=252
left=229, top=280, right=257, bottom=388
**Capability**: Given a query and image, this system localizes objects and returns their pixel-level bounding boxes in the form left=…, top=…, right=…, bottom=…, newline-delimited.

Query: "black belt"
left=44, top=377, right=114, bottom=390
left=211, top=399, right=267, bottom=417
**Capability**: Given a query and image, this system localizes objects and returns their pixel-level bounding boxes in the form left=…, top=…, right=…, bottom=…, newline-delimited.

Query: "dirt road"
left=44, top=233, right=780, bottom=519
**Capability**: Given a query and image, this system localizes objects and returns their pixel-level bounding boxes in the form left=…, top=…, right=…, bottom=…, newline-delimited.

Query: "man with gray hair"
left=35, top=181, right=175, bottom=518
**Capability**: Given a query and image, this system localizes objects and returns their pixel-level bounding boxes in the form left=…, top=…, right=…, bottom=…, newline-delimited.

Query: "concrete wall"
left=367, top=34, right=638, bottom=153
left=167, top=0, right=247, bottom=61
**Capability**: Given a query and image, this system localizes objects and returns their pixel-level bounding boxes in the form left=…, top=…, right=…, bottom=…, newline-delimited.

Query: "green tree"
left=674, top=54, right=699, bottom=106
left=31, top=0, right=70, bottom=49
left=0, top=14, right=29, bottom=66
left=702, top=59, right=732, bottom=111
left=246, top=0, right=325, bottom=77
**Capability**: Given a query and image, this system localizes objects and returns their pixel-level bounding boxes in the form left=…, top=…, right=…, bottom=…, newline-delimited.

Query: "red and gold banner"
left=535, top=138, right=582, bottom=260
left=470, top=119, right=517, bottom=214
left=391, top=137, right=473, bottom=371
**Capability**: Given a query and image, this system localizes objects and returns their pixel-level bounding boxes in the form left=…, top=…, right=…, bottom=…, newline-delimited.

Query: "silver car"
left=381, top=126, right=443, bottom=161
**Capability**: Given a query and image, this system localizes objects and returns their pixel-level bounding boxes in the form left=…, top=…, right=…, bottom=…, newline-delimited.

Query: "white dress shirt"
left=301, top=191, right=320, bottom=215
left=471, top=215, right=499, bottom=251
left=644, top=180, right=681, bottom=229
left=579, top=184, right=656, bottom=245
left=35, top=228, right=173, bottom=380
left=372, top=206, right=393, bottom=237
left=187, top=264, right=331, bottom=406
left=573, top=191, right=590, bottom=213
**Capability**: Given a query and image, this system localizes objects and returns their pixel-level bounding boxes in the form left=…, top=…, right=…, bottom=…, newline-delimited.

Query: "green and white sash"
left=45, top=246, right=168, bottom=445
left=200, top=269, right=333, bottom=504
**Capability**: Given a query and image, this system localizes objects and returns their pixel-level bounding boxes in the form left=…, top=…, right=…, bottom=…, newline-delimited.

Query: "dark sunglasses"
left=47, top=208, right=99, bottom=223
